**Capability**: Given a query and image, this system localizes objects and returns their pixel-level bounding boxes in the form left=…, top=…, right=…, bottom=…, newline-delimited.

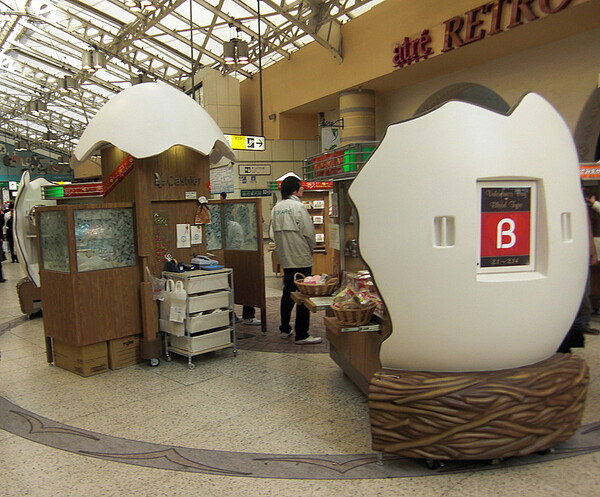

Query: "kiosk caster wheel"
left=188, top=363, right=196, bottom=369
left=425, top=459, right=446, bottom=470
left=536, top=448, right=555, bottom=456
left=149, top=357, right=160, bottom=367
left=165, top=355, right=172, bottom=362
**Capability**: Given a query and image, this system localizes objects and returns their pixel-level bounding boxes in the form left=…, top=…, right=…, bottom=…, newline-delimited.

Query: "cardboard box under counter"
left=53, top=340, right=108, bottom=377
left=108, top=334, right=142, bottom=369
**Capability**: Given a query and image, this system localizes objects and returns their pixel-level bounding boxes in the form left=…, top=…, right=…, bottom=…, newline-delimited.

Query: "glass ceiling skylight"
left=0, top=0, right=385, bottom=157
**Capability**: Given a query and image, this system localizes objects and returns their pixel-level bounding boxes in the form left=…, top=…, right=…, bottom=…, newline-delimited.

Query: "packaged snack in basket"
left=332, top=286, right=355, bottom=304
left=302, top=273, right=331, bottom=284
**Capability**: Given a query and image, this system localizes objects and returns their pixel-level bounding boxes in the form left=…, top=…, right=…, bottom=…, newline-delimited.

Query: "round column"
left=339, top=89, right=376, bottom=146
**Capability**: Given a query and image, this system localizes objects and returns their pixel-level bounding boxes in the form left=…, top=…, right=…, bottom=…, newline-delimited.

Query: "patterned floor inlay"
left=0, top=314, right=28, bottom=336
left=2, top=396, right=600, bottom=480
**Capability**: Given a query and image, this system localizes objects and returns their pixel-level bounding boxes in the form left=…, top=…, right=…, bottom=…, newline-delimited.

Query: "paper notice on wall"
left=177, top=224, right=191, bottom=248
left=328, top=223, right=340, bottom=250
left=191, top=225, right=202, bottom=245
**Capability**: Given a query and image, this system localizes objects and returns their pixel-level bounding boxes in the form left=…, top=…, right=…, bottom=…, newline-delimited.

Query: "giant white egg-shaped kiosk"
left=349, top=93, right=588, bottom=372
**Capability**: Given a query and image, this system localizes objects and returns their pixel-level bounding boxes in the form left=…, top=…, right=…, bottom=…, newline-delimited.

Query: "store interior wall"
left=376, top=28, right=600, bottom=139
left=195, top=68, right=241, bottom=136
left=234, top=138, right=319, bottom=235
left=240, top=0, right=599, bottom=139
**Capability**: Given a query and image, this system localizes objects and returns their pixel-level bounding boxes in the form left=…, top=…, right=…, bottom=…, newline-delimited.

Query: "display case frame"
left=36, top=203, right=142, bottom=347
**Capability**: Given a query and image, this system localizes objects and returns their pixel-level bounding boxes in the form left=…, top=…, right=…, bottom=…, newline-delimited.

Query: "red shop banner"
left=62, top=183, right=104, bottom=197
left=103, top=155, right=135, bottom=196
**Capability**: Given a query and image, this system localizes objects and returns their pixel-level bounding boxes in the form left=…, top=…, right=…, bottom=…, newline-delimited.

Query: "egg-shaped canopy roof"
left=73, top=82, right=236, bottom=164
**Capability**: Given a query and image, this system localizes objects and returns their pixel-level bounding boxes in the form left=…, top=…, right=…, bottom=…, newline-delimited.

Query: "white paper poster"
left=191, top=225, right=202, bottom=245
left=328, top=223, right=340, bottom=250
left=176, top=224, right=191, bottom=248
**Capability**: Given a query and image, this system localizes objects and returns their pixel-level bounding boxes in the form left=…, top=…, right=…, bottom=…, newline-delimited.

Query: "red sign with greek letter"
left=480, top=187, right=531, bottom=268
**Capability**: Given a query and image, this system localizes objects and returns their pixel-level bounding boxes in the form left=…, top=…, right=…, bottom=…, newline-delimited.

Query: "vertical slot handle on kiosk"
left=561, top=212, right=572, bottom=242
left=433, top=216, right=455, bottom=247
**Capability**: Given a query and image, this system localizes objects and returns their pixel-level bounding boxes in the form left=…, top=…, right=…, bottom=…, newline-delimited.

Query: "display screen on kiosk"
left=478, top=181, right=536, bottom=274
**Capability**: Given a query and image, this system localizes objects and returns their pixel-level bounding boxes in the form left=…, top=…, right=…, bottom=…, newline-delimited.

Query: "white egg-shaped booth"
left=350, top=93, right=588, bottom=373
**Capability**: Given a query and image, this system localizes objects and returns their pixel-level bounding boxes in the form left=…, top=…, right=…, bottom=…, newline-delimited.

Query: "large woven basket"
left=294, top=273, right=339, bottom=296
left=332, top=301, right=377, bottom=326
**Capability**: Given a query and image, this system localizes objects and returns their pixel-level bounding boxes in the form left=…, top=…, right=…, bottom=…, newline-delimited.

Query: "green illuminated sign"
left=240, top=188, right=271, bottom=197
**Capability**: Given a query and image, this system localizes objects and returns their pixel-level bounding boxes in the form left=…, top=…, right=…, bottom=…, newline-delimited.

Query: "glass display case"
left=36, top=203, right=142, bottom=347
left=224, top=202, right=258, bottom=251
left=38, top=205, right=136, bottom=273
left=74, top=207, right=136, bottom=272
left=39, top=210, right=69, bottom=272
left=206, top=202, right=259, bottom=251
left=206, top=204, right=222, bottom=251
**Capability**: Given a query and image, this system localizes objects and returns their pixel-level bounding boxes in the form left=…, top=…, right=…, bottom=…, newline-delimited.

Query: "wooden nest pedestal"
left=369, top=353, right=589, bottom=461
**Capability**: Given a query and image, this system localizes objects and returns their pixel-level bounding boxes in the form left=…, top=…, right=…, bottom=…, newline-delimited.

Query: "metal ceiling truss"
left=0, top=0, right=382, bottom=158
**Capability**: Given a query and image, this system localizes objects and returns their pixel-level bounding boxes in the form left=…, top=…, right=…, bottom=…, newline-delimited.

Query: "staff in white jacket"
left=270, top=177, right=322, bottom=344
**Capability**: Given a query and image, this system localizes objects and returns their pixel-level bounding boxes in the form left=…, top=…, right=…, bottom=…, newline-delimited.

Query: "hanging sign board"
left=225, top=134, right=266, bottom=151
left=239, top=164, right=270, bottom=175
left=478, top=182, right=535, bottom=273
left=580, top=163, right=600, bottom=179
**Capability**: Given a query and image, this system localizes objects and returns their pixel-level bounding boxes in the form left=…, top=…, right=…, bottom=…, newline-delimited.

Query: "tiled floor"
left=2, top=259, right=600, bottom=496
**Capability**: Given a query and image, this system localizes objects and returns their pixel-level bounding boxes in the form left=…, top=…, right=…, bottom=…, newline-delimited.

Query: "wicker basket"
left=331, top=301, right=377, bottom=326
left=294, top=273, right=339, bottom=296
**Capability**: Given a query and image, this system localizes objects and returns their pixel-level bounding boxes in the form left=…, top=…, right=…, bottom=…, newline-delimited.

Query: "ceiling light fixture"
left=124, top=0, right=156, bottom=13
left=223, top=38, right=249, bottom=65
left=92, top=51, right=106, bottom=70
left=59, top=75, right=77, bottom=92
left=82, top=51, right=94, bottom=71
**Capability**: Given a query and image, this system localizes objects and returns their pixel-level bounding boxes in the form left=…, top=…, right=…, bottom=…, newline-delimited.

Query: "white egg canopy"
left=73, top=82, right=236, bottom=165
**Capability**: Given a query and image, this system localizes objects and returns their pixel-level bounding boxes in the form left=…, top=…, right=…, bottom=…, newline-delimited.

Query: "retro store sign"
left=479, top=182, right=536, bottom=273
left=393, top=0, right=577, bottom=69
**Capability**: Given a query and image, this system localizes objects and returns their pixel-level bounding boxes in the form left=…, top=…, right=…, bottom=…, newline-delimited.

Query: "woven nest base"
left=369, top=353, right=589, bottom=461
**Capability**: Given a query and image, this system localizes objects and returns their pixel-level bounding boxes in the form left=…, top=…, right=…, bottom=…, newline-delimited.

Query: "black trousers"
left=7, top=231, right=17, bottom=262
left=242, top=305, right=255, bottom=319
left=280, top=266, right=311, bottom=340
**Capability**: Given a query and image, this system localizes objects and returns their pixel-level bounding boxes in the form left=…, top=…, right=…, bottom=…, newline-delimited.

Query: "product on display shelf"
left=332, top=271, right=385, bottom=318
left=294, top=273, right=339, bottom=296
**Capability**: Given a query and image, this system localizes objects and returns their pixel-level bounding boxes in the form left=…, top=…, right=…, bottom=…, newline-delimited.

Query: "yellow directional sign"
left=225, top=134, right=266, bottom=151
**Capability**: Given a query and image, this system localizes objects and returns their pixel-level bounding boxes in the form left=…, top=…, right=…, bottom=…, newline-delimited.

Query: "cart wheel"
left=233, top=349, right=237, bottom=356
left=149, top=357, right=160, bottom=367
left=165, top=355, right=172, bottom=362
left=188, top=363, right=196, bottom=369
left=425, top=459, right=445, bottom=470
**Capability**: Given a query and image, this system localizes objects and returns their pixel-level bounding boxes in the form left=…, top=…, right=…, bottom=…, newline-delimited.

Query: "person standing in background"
left=270, top=176, right=321, bottom=344
left=3, top=202, right=17, bottom=263
left=0, top=205, right=6, bottom=282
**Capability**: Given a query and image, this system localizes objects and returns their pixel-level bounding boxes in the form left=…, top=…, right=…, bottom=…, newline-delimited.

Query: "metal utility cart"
left=160, top=268, right=237, bottom=368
